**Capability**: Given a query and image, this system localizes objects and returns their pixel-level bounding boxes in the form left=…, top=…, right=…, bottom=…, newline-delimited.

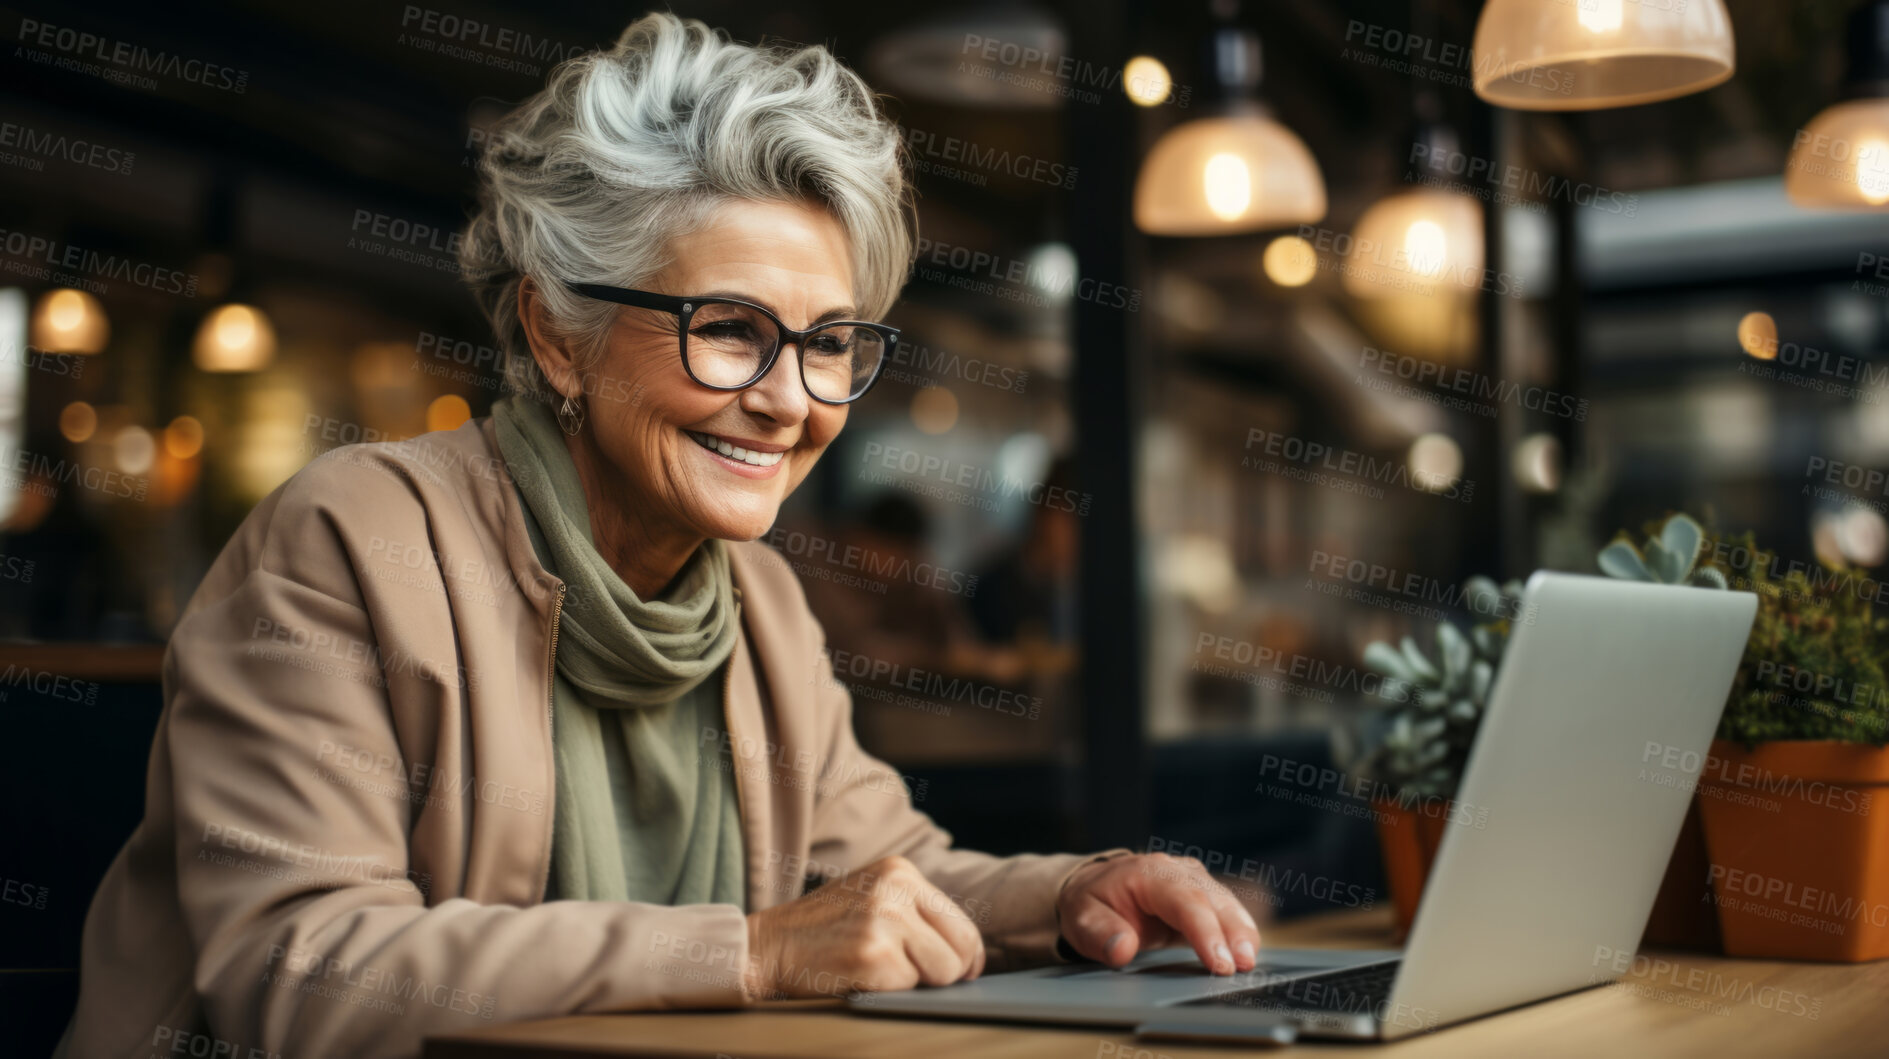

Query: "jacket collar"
left=477, top=416, right=566, bottom=618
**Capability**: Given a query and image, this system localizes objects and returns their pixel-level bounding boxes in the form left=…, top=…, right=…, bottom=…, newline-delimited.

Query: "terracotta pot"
left=1639, top=796, right=1722, bottom=952
left=1696, top=739, right=1889, bottom=962
left=1376, top=793, right=1720, bottom=949
left=1372, top=798, right=1452, bottom=938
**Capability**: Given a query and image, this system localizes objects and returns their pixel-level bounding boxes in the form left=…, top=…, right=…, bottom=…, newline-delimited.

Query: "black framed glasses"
left=565, top=282, right=898, bottom=405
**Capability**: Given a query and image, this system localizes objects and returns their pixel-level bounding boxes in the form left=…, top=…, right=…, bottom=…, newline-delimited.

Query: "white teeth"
left=688, top=430, right=783, bottom=468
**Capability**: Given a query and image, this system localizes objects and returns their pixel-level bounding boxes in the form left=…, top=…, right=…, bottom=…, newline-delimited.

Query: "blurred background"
left=5, top=0, right=1889, bottom=1048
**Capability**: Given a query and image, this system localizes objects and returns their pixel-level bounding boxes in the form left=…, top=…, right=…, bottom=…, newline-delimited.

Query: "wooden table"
left=425, top=908, right=1889, bottom=1058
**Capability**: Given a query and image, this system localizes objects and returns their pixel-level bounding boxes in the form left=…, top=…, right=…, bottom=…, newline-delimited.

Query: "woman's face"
left=577, top=198, right=857, bottom=544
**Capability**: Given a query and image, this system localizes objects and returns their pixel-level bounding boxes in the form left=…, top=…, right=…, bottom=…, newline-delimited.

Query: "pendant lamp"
left=1470, top=0, right=1735, bottom=110
left=1133, top=12, right=1325, bottom=234
left=30, top=288, right=109, bottom=354
left=1347, top=96, right=1483, bottom=300
left=193, top=304, right=276, bottom=373
left=1785, top=1, right=1889, bottom=209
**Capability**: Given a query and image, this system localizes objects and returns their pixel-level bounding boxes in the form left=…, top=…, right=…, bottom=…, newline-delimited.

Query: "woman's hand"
left=1056, top=852, right=1262, bottom=975
left=743, top=855, right=986, bottom=999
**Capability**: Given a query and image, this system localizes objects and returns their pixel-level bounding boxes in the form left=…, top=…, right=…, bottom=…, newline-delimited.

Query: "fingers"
left=896, top=913, right=970, bottom=986
left=912, top=882, right=986, bottom=981
left=1138, top=858, right=1237, bottom=975
left=1061, top=895, right=1141, bottom=968
left=1209, top=885, right=1262, bottom=972
left=860, top=856, right=982, bottom=987
left=1149, top=856, right=1263, bottom=971
left=1169, top=860, right=1260, bottom=970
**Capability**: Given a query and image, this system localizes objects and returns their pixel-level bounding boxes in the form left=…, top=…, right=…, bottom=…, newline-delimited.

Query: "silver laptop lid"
left=1381, top=572, right=1756, bottom=1039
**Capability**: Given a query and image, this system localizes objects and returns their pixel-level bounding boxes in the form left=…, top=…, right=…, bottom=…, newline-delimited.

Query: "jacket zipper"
left=533, top=582, right=567, bottom=903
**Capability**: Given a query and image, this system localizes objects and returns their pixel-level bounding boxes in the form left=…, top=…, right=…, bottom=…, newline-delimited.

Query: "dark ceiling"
left=0, top=0, right=1866, bottom=323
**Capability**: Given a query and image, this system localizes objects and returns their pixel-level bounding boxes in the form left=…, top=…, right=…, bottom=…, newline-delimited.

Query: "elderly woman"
left=57, top=14, right=1259, bottom=1059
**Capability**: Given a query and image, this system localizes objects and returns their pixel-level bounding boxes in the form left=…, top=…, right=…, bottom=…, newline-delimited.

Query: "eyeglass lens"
left=685, top=302, right=884, bottom=401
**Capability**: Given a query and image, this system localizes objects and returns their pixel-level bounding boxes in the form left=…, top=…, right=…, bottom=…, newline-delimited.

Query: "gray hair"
left=459, top=12, right=915, bottom=401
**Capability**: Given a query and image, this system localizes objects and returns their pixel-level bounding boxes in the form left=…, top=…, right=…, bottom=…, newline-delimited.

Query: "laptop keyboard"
left=1178, top=959, right=1401, bottom=1017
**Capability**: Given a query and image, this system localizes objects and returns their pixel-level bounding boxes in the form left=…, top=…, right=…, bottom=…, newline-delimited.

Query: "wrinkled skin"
left=519, top=197, right=855, bottom=600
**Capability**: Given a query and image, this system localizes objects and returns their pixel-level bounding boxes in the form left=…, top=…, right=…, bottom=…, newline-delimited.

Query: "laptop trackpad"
left=1132, top=960, right=1330, bottom=978
left=1027, top=949, right=1381, bottom=1005
left=847, top=946, right=1399, bottom=1022
left=1042, top=956, right=1337, bottom=981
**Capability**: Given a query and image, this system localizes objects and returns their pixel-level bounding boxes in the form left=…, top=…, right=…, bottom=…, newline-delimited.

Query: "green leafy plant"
left=1705, top=531, right=1889, bottom=746
left=1600, top=513, right=1888, bottom=745
left=1348, top=577, right=1523, bottom=801
left=1341, top=506, right=1889, bottom=799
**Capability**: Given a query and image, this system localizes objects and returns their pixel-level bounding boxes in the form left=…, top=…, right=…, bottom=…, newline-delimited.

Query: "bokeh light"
left=426, top=394, right=473, bottom=433
left=911, top=385, right=959, bottom=435
left=1837, top=506, right=1888, bottom=567
left=32, top=288, right=109, bottom=354
left=113, top=425, right=156, bottom=476
left=164, top=415, right=205, bottom=460
left=1123, top=56, right=1172, bottom=107
left=59, top=401, right=98, bottom=443
left=1512, top=433, right=1562, bottom=493
left=1261, top=235, right=1318, bottom=288
left=193, top=304, right=277, bottom=372
left=1408, top=433, right=1463, bottom=493
left=1738, top=311, right=1778, bottom=359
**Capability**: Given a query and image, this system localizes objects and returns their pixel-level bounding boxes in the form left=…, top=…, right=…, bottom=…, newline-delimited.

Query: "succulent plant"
left=1345, top=512, right=1731, bottom=803
left=1347, top=577, right=1524, bottom=801
left=1597, top=513, right=1728, bottom=589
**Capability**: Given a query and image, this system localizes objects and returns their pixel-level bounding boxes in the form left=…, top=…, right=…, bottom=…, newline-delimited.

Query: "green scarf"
left=491, top=395, right=746, bottom=909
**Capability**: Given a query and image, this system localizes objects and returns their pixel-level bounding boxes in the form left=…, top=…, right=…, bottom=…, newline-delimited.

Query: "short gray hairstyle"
left=459, top=12, right=915, bottom=401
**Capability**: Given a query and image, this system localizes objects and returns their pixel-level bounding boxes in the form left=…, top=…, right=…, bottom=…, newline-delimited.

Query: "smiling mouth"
left=686, top=430, right=785, bottom=468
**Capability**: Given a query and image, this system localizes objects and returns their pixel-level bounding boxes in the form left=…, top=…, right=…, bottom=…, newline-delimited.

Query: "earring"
left=556, top=394, right=586, bottom=436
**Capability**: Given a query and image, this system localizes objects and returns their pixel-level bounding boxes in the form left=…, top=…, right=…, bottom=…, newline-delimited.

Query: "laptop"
left=850, top=572, right=1758, bottom=1045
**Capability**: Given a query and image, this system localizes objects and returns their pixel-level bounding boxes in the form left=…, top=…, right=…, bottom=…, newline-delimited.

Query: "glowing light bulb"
left=194, top=303, right=277, bottom=372
left=1403, top=219, right=1449, bottom=277
left=1785, top=99, right=1889, bottom=209
left=49, top=290, right=86, bottom=331
left=1134, top=113, right=1326, bottom=234
left=1576, top=0, right=1624, bottom=34
left=31, top=287, right=109, bottom=353
left=1857, top=138, right=1889, bottom=206
left=1203, top=153, right=1251, bottom=222
left=216, top=307, right=256, bottom=348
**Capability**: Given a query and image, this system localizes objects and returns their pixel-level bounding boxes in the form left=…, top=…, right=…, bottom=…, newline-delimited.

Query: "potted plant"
left=1344, top=514, right=1725, bottom=941
left=1345, top=576, right=1520, bottom=935
left=1349, top=510, right=1889, bottom=960
left=1687, top=531, right=1889, bottom=962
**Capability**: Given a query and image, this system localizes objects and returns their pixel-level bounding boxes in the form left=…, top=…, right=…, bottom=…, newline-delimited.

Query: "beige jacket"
left=58, top=418, right=1105, bottom=1059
